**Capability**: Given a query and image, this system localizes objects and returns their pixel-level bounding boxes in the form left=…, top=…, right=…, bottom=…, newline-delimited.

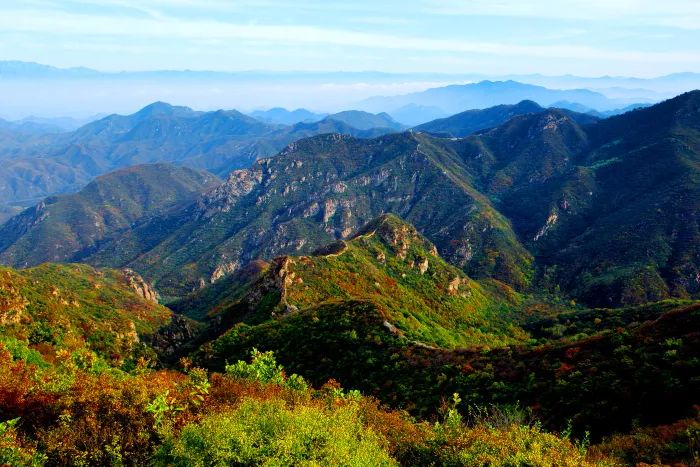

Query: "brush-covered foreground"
left=0, top=346, right=611, bottom=466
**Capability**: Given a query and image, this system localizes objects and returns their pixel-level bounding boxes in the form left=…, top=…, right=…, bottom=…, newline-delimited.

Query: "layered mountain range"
left=0, top=103, right=403, bottom=211
left=2, top=91, right=699, bottom=308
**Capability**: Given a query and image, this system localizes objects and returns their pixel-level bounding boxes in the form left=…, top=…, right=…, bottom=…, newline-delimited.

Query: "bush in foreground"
left=0, top=344, right=613, bottom=465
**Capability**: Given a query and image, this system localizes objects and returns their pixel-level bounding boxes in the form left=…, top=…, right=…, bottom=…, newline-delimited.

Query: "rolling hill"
left=0, top=262, right=172, bottom=365
left=0, top=164, right=220, bottom=267
left=176, top=214, right=525, bottom=350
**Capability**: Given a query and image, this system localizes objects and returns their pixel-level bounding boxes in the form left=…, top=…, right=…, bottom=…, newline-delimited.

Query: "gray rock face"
left=148, top=314, right=198, bottom=358
left=198, top=168, right=263, bottom=217
left=122, top=268, right=159, bottom=303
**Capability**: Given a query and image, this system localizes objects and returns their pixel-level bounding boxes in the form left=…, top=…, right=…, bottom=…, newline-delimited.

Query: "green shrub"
left=0, top=418, right=45, bottom=466
left=225, top=348, right=308, bottom=391
left=435, top=423, right=602, bottom=466
left=0, top=338, right=47, bottom=368
left=154, top=399, right=396, bottom=466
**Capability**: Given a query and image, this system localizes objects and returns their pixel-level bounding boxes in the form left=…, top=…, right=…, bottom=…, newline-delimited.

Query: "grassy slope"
left=278, top=214, right=525, bottom=348
left=184, top=214, right=525, bottom=356
left=0, top=263, right=171, bottom=365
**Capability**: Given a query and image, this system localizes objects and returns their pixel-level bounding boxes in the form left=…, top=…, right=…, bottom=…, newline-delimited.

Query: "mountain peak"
left=352, top=214, right=439, bottom=259
left=514, top=99, right=544, bottom=112
left=326, top=110, right=404, bottom=131
left=134, top=101, right=196, bottom=119
left=136, top=101, right=174, bottom=114
left=414, top=100, right=546, bottom=137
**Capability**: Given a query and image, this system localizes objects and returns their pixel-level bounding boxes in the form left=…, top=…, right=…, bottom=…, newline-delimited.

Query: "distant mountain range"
left=323, top=110, right=405, bottom=131
left=550, top=101, right=652, bottom=118
left=2, top=60, right=697, bottom=120
left=249, top=108, right=405, bottom=129
left=388, top=104, right=449, bottom=126
left=0, top=117, right=70, bottom=135
left=0, top=96, right=610, bottom=218
left=3, top=60, right=697, bottom=93
left=0, top=95, right=640, bottom=218
left=361, top=80, right=655, bottom=124
left=248, top=108, right=327, bottom=125
left=0, top=103, right=404, bottom=211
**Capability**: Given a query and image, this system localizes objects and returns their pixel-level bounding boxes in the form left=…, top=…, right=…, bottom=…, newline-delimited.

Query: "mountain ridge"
left=0, top=164, right=221, bottom=267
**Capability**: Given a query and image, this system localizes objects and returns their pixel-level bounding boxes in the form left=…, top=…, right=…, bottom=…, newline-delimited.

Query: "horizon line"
left=1, top=59, right=698, bottom=81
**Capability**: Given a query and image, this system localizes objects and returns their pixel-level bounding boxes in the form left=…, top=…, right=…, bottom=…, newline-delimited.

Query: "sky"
left=0, top=0, right=699, bottom=77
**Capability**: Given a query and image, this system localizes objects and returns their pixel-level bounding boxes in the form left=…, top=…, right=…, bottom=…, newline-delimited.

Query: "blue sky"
left=0, top=0, right=699, bottom=77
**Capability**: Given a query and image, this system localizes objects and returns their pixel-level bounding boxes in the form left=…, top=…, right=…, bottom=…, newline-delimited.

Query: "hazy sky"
left=1, top=0, right=699, bottom=76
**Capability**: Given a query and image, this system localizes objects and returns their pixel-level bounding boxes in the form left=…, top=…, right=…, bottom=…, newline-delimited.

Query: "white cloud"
left=421, top=0, right=700, bottom=29
left=1, top=7, right=699, bottom=65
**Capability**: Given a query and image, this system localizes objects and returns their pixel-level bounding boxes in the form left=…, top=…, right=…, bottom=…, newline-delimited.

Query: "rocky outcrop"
left=533, top=210, right=559, bottom=242
left=122, top=269, right=159, bottom=303
left=418, top=257, right=429, bottom=274
left=149, top=314, right=198, bottom=357
left=210, top=261, right=239, bottom=284
left=0, top=271, right=28, bottom=325
left=198, top=167, right=263, bottom=218
left=447, top=276, right=471, bottom=297
left=242, top=256, right=299, bottom=316
left=354, top=214, right=439, bottom=259
left=114, top=320, right=140, bottom=349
